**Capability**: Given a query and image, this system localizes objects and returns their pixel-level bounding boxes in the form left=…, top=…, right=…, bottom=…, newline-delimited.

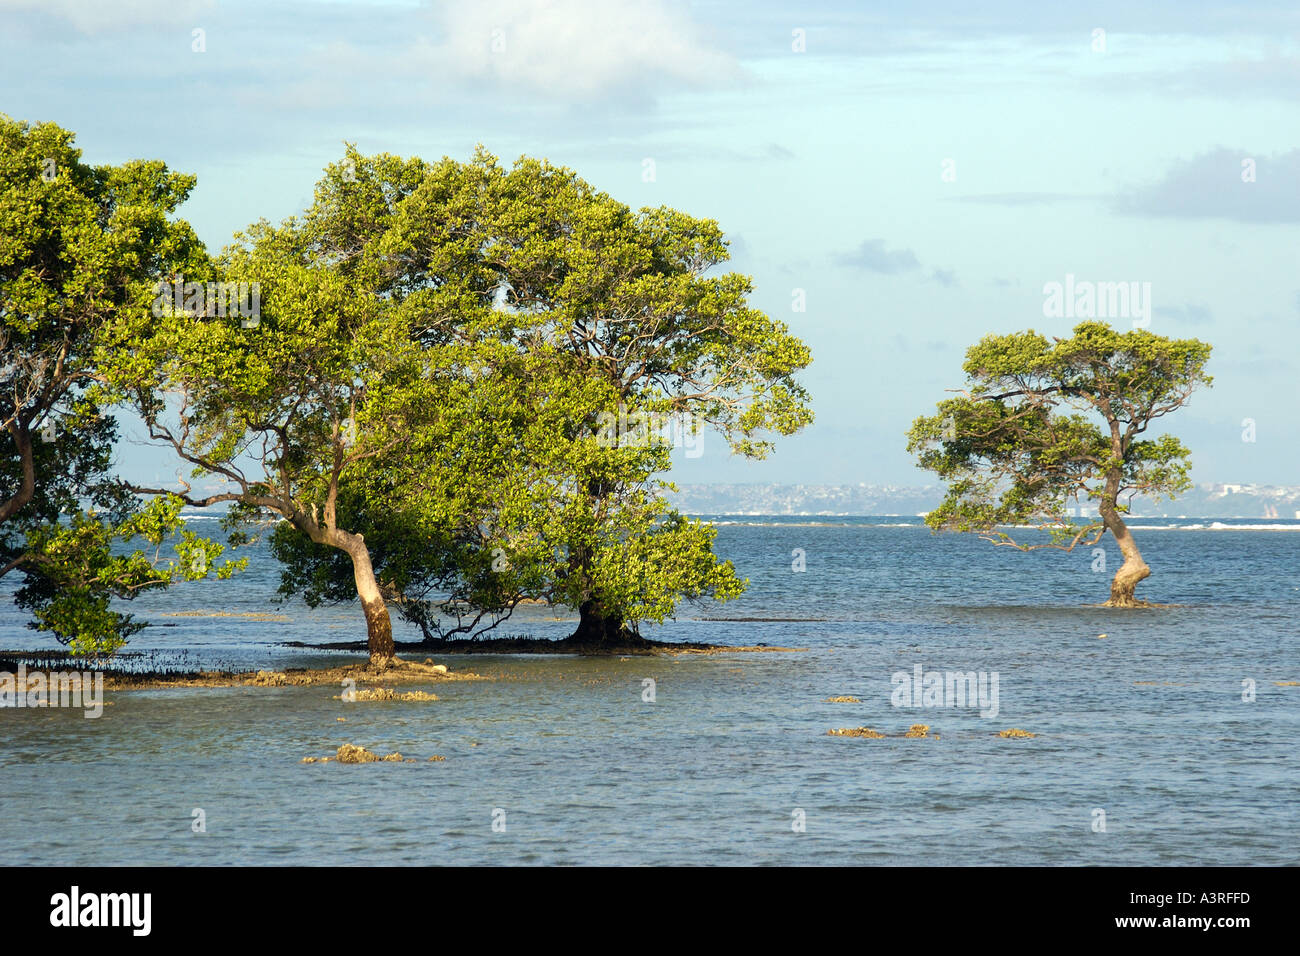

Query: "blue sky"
left=3, top=0, right=1297, bottom=488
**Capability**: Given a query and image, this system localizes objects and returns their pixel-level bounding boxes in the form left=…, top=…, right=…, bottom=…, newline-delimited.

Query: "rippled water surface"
left=2, top=517, right=1297, bottom=864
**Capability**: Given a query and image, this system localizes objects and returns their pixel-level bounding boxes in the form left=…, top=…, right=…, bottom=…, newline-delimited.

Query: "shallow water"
left=2, top=517, right=1297, bottom=864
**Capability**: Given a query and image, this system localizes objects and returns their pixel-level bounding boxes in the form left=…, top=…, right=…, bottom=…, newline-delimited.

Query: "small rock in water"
left=334, top=688, right=438, bottom=702
left=332, top=743, right=406, bottom=763
left=828, top=727, right=885, bottom=739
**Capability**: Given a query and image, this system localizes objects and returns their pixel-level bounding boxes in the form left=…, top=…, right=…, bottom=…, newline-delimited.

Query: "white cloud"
left=419, top=0, right=743, bottom=102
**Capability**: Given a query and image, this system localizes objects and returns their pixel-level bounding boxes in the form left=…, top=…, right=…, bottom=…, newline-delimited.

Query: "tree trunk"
left=1107, top=551, right=1151, bottom=606
left=1098, top=484, right=1151, bottom=607
left=345, top=538, right=395, bottom=663
left=288, top=512, right=396, bottom=664
left=570, top=599, right=640, bottom=647
left=294, top=519, right=394, bottom=663
left=568, top=478, right=648, bottom=648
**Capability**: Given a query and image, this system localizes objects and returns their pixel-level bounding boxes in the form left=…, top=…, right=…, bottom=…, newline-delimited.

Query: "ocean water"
left=1, top=516, right=1297, bottom=865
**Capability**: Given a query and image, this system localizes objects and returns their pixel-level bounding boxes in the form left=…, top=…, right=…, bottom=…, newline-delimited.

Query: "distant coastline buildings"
left=665, top=482, right=1300, bottom=518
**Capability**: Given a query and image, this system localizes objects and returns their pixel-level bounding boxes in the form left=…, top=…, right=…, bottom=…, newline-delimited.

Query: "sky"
left=3, top=0, right=1297, bottom=489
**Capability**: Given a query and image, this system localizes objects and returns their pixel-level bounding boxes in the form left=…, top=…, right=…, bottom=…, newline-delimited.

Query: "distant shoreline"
left=174, top=510, right=1300, bottom=525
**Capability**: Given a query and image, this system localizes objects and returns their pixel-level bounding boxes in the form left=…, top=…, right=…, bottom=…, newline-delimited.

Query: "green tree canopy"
left=907, top=321, right=1212, bottom=606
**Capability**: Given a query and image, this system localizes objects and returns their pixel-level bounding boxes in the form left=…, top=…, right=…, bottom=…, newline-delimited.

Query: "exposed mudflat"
left=95, top=656, right=480, bottom=690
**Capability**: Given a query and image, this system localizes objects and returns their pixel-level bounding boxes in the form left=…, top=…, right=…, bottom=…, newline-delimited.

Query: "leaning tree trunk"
left=345, top=537, right=395, bottom=663
left=1099, top=491, right=1151, bottom=607
left=301, top=523, right=393, bottom=664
